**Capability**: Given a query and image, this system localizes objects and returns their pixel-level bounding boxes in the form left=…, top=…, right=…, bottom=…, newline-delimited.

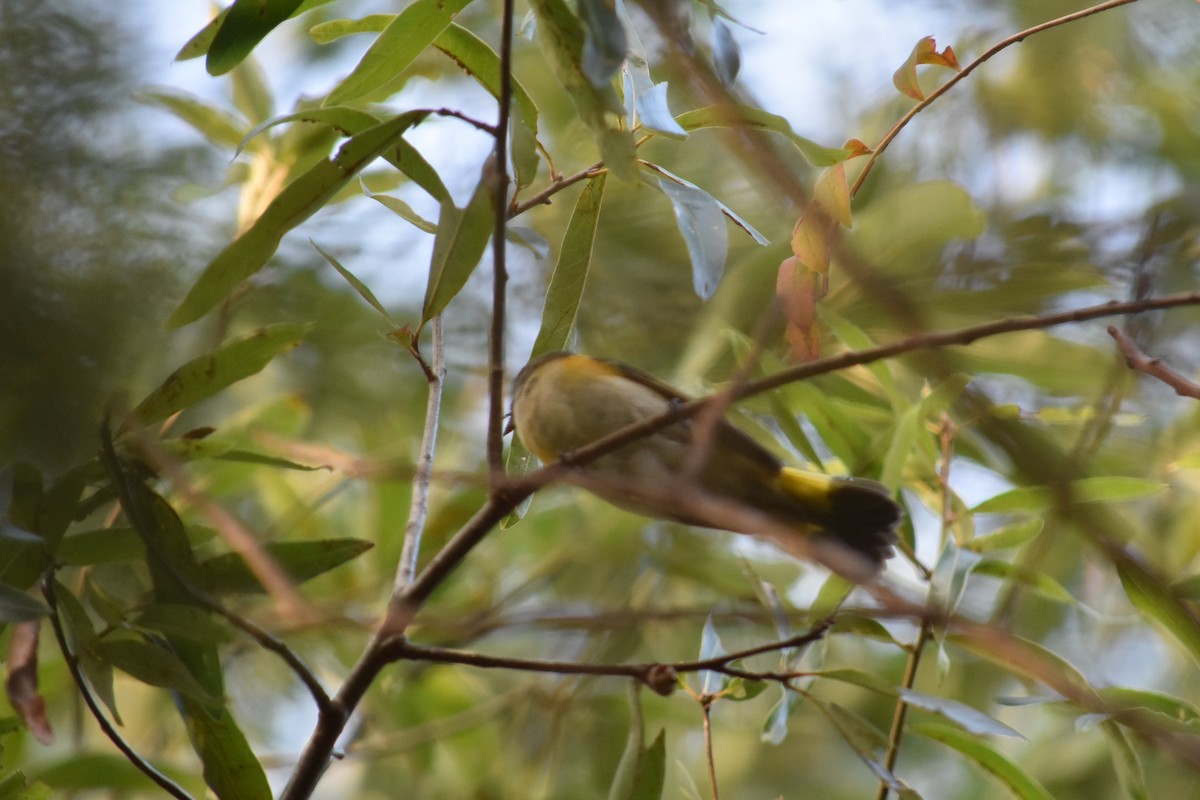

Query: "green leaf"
left=1100, top=720, right=1150, bottom=800
left=167, top=111, right=430, bottom=328
left=360, top=182, right=437, bottom=235
left=1119, top=560, right=1200, bottom=667
left=696, top=615, right=727, bottom=696
left=609, top=682, right=646, bottom=800
left=207, top=0, right=305, bottom=76
left=633, top=82, right=687, bottom=140
left=0, top=585, right=48, bottom=622
left=966, top=518, right=1044, bottom=553
left=899, top=689, right=1024, bottom=738
left=97, top=638, right=219, bottom=705
left=434, top=24, right=540, bottom=138
left=54, top=581, right=120, bottom=724
left=325, top=0, right=474, bottom=106
left=972, top=560, right=1076, bottom=606
left=531, top=173, right=607, bottom=354
left=136, top=89, right=246, bottom=149
left=36, top=753, right=175, bottom=793
left=630, top=729, right=666, bottom=800
left=180, top=696, right=271, bottom=800
left=972, top=477, right=1167, bottom=513
left=131, top=604, right=232, bottom=645
left=198, top=538, right=374, bottom=594
left=421, top=175, right=494, bottom=327
left=912, top=722, right=1054, bottom=800
left=128, top=323, right=311, bottom=427
left=311, top=239, right=399, bottom=323
left=807, top=573, right=853, bottom=624
left=308, top=14, right=394, bottom=43
left=675, top=105, right=867, bottom=166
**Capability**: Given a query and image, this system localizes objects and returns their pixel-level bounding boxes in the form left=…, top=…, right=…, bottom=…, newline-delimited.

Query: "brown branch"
left=1108, top=325, right=1200, bottom=400
left=851, top=0, right=1142, bottom=197
left=508, top=160, right=605, bottom=218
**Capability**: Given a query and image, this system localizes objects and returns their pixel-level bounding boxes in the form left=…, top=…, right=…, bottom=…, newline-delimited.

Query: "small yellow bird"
left=510, top=352, right=901, bottom=577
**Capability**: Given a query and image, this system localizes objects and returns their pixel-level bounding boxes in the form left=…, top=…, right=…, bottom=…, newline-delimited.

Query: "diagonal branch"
left=1108, top=325, right=1200, bottom=400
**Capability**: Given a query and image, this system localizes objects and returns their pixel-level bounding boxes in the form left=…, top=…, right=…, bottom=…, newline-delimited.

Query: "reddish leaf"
left=776, top=256, right=823, bottom=361
left=814, top=164, right=852, bottom=228
left=893, top=36, right=961, bottom=101
left=790, top=211, right=832, bottom=274
left=5, top=620, right=53, bottom=745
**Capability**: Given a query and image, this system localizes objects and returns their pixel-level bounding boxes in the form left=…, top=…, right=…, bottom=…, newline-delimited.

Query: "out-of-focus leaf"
left=813, top=164, right=851, bottom=227
left=167, top=111, right=430, bottom=328
left=207, top=0, right=305, bottom=76
left=966, top=518, right=1044, bottom=552
left=675, top=105, right=870, bottom=166
left=912, top=723, right=1054, bottom=800
left=137, top=89, right=246, bottom=149
left=880, top=401, right=921, bottom=493
left=128, top=323, right=310, bottom=427
left=198, top=538, right=373, bottom=594
left=422, top=175, right=494, bottom=327
left=176, top=7, right=230, bottom=61
left=807, top=573, right=853, bottom=624
left=530, top=0, right=636, bottom=179
left=308, top=14, right=393, bottom=43
left=899, top=689, right=1024, bottom=738
left=57, top=528, right=147, bottom=566
left=762, top=689, right=801, bottom=745
left=0, top=586, right=49, bottom=622
left=609, top=684, right=666, bottom=800
left=711, top=19, right=740, bottom=86
left=325, top=0, right=473, bottom=105
left=973, top=477, right=1166, bottom=513
left=131, top=605, right=232, bottom=645
left=814, top=668, right=896, bottom=696
left=630, top=729, right=666, bottom=800
left=1119, top=561, right=1200, bottom=667
left=892, top=35, right=960, bottom=101
left=5, top=621, right=52, bottom=744
left=97, top=639, right=219, bottom=705
left=972, top=560, right=1076, bottom=605
left=1100, top=720, right=1150, bottom=800
left=948, top=632, right=1100, bottom=705
left=532, top=173, right=607, bottom=355
left=578, top=0, right=627, bottom=86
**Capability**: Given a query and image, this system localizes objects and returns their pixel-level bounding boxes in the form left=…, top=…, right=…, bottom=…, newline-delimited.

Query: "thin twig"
left=1108, top=325, right=1200, bottom=400
left=508, top=161, right=605, bottom=218
left=42, top=575, right=194, bottom=800
left=850, top=0, right=1142, bottom=197
left=702, top=699, right=720, bottom=800
left=395, top=316, right=446, bottom=593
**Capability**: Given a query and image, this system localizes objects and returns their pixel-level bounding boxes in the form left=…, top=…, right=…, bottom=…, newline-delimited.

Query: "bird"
left=509, top=351, right=901, bottom=578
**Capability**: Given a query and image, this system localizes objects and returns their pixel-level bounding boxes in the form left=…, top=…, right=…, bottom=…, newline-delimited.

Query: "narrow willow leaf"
left=807, top=572, right=853, bottom=624
left=176, top=7, right=230, bottom=61
left=880, top=402, right=920, bottom=493
left=54, top=581, right=120, bottom=724
left=128, top=323, right=311, bottom=427
left=762, top=688, right=800, bottom=745
left=608, top=682, right=645, bottom=800
left=1100, top=720, right=1150, bottom=800
left=813, top=668, right=897, bottom=696
left=207, top=0, right=305, bottom=76
left=966, top=518, right=1044, bottom=553
left=361, top=185, right=437, bottom=234
left=131, top=604, right=232, bottom=645
left=180, top=696, right=271, bottom=800
left=308, top=14, right=393, bottom=43
left=644, top=162, right=768, bottom=245
left=422, top=176, right=494, bottom=326
left=199, top=538, right=373, bottom=595
left=325, top=0, right=473, bottom=106
left=434, top=24, right=539, bottom=133
left=899, top=689, right=1024, bottom=738
left=532, top=173, right=607, bottom=354
left=973, top=477, right=1166, bottom=513
left=947, top=632, right=1100, bottom=706
left=97, top=639, right=219, bottom=705
left=0, top=585, right=49, bottom=622
left=167, top=111, right=429, bottom=327
left=631, top=730, right=666, bottom=800
left=311, top=239, right=399, bottom=322
left=656, top=176, right=726, bottom=298
left=912, top=722, right=1054, bottom=800
left=1119, top=561, right=1200, bottom=667
left=675, top=105, right=869, bottom=166
left=972, top=560, right=1076, bottom=606
left=136, top=89, right=246, bottom=149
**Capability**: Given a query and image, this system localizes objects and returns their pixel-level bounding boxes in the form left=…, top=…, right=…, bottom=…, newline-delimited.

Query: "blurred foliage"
left=3, top=1, right=1200, bottom=799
